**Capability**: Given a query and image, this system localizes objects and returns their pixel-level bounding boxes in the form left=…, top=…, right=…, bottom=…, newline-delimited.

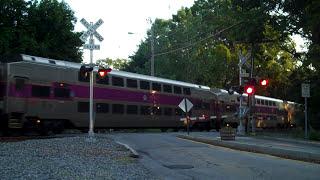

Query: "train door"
left=7, top=76, right=29, bottom=128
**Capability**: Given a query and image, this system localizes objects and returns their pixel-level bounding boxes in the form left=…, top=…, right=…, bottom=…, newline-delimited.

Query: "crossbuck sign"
left=80, top=18, right=104, bottom=50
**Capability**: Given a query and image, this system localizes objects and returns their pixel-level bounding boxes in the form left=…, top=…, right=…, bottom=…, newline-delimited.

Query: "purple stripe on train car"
left=8, top=83, right=31, bottom=98
left=72, top=85, right=186, bottom=106
left=7, top=83, right=197, bottom=106
left=0, top=82, right=6, bottom=98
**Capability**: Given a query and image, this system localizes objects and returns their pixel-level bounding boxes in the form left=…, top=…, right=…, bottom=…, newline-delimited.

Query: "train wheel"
left=53, top=120, right=65, bottom=134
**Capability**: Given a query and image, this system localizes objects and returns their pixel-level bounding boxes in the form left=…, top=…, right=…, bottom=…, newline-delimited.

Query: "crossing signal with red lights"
left=79, top=65, right=93, bottom=81
left=97, top=68, right=112, bottom=79
left=244, top=85, right=255, bottom=95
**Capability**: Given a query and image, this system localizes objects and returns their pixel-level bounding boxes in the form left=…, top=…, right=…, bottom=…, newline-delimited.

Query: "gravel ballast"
left=0, top=135, right=157, bottom=179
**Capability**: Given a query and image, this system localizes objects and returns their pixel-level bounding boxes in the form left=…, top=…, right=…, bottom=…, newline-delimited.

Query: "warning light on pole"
left=97, top=68, right=112, bottom=78
left=259, top=79, right=268, bottom=86
left=245, top=85, right=255, bottom=95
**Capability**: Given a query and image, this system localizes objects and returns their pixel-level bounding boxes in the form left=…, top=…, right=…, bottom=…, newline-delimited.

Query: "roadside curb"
left=177, top=135, right=320, bottom=164
left=116, top=141, right=140, bottom=158
left=254, top=136, right=320, bottom=147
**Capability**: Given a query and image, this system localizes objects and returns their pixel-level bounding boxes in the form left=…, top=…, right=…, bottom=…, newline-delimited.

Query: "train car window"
left=152, top=107, right=162, bottom=115
left=127, top=79, right=138, bottom=88
left=32, top=85, right=50, bottom=97
left=173, top=86, right=182, bottom=94
left=15, top=79, right=25, bottom=91
left=256, top=99, right=261, bottom=105
left=54, top=88, right=71, bottom=98
left=96, top=74, right=109, bottom=85
left=78, top=72, right=89, bottom=82
left=194, top=102, right=201, bottom=110
left=112, top=76, right=124, bottom=87
left=78, top=102, right=89, bottom=112
left=203, top=103, right=210, bottom=110
left=140, top=105, right=150, bottom=115
left=261, top=100, right=265, bottom=105
left=140, top=81, right=150, bottom=90
left=175, top=108, right=183, bottom=116
left=112, top=104, right=124, bottom=114
left=163, top=84, right=172, bottom=93
left=183, top=87, right=191, bottom=95
left=96, top=103, right=109, bottom=113
left=226, top=105, right=231, bottom=112
left=127, top=105, right=138, bottom=114
left=152, top=82, right=161, bottom=92
left=272, top=102, right=276, bottom=106
left=164, top=108, right=173, bottom=116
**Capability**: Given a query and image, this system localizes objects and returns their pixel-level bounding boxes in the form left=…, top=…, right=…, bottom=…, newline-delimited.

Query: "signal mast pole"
left=238, top=56, right=244, bottom=135
left=79, top=18, right=104, bottom=141
left=89, top=28, right=94, bottom=138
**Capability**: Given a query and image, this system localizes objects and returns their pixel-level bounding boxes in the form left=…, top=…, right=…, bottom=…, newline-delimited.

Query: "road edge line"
left=116, top=141, right=140, bottom=158
left=176, top=135, right=320, bottom=164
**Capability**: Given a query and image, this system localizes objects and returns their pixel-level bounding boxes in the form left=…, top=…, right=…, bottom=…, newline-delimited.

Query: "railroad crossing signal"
left=80, top=18, right=104, bottom=42
left=80, top=18, right=104, bottom=50
left=79, top=17, right=104, bottom=141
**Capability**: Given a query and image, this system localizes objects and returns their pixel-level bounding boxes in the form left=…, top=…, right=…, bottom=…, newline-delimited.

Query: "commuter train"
left=0, top=54, right=300, bottom=134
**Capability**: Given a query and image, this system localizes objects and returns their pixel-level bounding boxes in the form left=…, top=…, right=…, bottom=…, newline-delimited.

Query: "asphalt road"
left=111, top=132, right=320, bottom=180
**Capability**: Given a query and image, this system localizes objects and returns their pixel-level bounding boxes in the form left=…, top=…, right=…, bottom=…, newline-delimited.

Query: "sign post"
left=301, top=83, right=310, bottom=139
left=238, top=51, right=250, bottom=135
left=80, top=18, right=104, bottom=141
left=178, top=98, right=193, bottom=135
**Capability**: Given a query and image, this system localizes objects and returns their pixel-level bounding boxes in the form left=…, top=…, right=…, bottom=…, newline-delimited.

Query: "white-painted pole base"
left=237, top=121, right=245, bottom=136
left=86, top=130, right=96, bottom=142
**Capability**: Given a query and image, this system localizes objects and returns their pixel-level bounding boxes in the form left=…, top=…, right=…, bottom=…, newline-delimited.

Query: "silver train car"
left=0, top=54, right=299, bottom=134
left=0, top=54, right=217, bottom=134
left=210, top=89, right=301, bottom=129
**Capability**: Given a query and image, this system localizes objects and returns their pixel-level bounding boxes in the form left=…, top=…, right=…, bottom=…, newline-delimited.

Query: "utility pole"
left=148, top=18, right=155, bottom=76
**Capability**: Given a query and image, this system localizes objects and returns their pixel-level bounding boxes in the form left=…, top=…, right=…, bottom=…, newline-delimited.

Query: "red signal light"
left=98, top=68, right=112, bottom=78
left=245, top=85, right=255, bottom=95
left=260, top=79, right=268, bottom=86
left=98, top=70, right=106, bottom=77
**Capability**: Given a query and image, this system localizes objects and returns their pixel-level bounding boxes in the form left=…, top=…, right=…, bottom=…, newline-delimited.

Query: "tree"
left=0, top=0, right=83, bottom=62
left=96, top=58, right=128, bottom=70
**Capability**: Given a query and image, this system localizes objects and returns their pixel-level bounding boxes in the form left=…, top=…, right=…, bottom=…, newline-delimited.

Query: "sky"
left=63, top=0, right=195, bottom=63
left=63, top=0, right=307, bottom=64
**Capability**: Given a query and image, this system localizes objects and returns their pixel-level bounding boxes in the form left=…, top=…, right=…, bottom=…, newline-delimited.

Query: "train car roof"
left=214, top=88, right=296, bottom=104
left=6, top=54, right=210, bottom=90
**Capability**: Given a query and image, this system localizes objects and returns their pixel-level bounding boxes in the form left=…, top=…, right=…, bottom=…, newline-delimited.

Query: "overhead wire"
left=153, top=21, right=243, bottom=57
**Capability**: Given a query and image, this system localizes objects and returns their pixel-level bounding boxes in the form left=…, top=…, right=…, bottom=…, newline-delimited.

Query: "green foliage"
left=124, top=0, right=320, bottom=128
left=96, top=58, right=128, bottom=70
left=0, top=0, right=82, bottom=62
